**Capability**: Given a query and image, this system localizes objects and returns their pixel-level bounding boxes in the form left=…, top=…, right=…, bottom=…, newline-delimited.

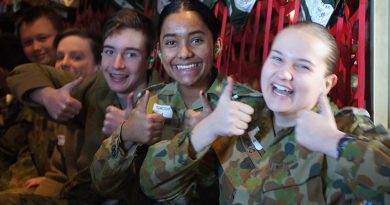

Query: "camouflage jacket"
left=6, top=63, right=160, bottom=202
left=140, top=104, right=390, bottom=204
left=91, top=70, right=264, bottom=204
left=0, top=106, right=60, bottom=191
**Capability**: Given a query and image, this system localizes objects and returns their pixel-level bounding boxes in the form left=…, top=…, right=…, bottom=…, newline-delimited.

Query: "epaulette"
left=145, top=82, right=167, bottom=95
left=336, top=106, right=371, bottom=118
left=232, top=83, right=262, bottom=100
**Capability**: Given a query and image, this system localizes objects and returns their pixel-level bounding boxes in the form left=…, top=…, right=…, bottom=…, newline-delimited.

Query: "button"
left=111, top=145, right=118, bottom=158
left=346, top=154, right=354, bottom=161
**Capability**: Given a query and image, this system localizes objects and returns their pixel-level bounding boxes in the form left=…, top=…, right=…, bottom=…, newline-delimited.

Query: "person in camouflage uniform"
left=90, top=1, right=264, bottom=204
left=0, top=10, right=61, bottom=192
left=0, top=28, right=101, bottom=195
left=1, top=9, right=161, bottom=204
left=140, top=22, right=390, bottom=204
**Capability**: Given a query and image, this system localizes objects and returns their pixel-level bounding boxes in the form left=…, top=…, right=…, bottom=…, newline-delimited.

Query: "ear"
left=214, top=37, right=223, bottom=58
left=147, top=48, right=157, bottom=70
left=323, top=74, right=338, bottom=95
left=156, top=42, right=162, bottom=59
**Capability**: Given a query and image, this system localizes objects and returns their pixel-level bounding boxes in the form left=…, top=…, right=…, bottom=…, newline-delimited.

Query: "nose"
left=276, top=64, right=293, bottom=81
left=178, top=43, right=194, bottom=59
left=31, top=40, right=42, bottom=51
left=113, top=53, right=125, bottom=69
left=60, top=55, right=71, bottom=71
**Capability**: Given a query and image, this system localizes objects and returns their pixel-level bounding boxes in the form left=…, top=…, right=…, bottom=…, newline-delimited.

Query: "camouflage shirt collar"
left=158, top=68, right=225, bottom=110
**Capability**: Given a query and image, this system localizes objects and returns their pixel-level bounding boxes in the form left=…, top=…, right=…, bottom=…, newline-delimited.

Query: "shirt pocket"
left=261, top=153, right=326, bottom=204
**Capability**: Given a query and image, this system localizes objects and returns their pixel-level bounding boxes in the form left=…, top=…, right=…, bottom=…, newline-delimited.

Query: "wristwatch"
left=337, top=133, right=357, bottom=159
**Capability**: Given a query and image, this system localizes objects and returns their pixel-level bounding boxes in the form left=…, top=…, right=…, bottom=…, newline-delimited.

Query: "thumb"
left=318, top=93, right=334, bottom=120
left=62, top=77, right=83, bottom=93
left=199, top=90, right=212, bottom=113
left=219, top=76, right=234, bottom=103
left=126, top=92, right=135, bottom=111
left=136, top=90, right=150, bottom=114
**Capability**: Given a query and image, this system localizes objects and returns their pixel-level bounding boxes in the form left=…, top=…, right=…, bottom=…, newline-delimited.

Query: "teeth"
left=110, top=73, right=128, bottom=80
left=175, top=63, right=199, bottom=70
left=273, top=84, right=293, bottom=95
left=274, top=84, right=290, bottom=92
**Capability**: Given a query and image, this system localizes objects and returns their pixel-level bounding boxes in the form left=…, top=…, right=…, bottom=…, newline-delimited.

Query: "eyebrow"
left=271, top=49, right=314, bottom=65
left=162, top=30, right=206, bottom=39
left=103, top=45, right=142, bottom=53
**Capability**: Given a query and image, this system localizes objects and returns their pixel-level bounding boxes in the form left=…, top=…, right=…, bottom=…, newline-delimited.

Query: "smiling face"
left=261, top=28, right=336, bottom=119
left=101, top=28, right=149, bottom=94
left=20, top=16, right=58, bottom=65
left=159, top=10, right=217, bottom=89
left=55, top=35, right=97, bottom=77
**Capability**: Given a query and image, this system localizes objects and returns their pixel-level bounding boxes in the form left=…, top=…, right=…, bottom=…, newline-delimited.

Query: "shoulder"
left=232, top=83, right=264, bottom=109
left=233, top=82, right=262, bottom=99
left=146, top=82, right=169, bottom=95
left=335, top=107, right=389, bottom=137
left=335, top=107, right=371, bottom=118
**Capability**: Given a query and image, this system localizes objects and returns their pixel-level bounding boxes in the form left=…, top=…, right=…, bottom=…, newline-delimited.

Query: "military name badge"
left=57, top=134, right=65, bottom=146
left=248, top=126, right=263, bottom=151
left=152, top=103, right=173, bottom=118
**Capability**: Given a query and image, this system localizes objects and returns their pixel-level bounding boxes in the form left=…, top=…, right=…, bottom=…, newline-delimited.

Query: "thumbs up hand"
left=190, top=77, right=255, bottom=152
left=102, top=93, right=134, bottom=136
left=184, top=90, right=213, bottom=130
left=120, top=90, right=165, bottom=150
left=295, top=93, right=344, bottom=158
left=32, top=77, right=83, bottom=121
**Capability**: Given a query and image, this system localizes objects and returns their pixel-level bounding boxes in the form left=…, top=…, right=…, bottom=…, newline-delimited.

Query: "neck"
left=116, top=80, right=147, bottom=109
left=179, top=83, right=207, bottom=107
left=273, top=112, right=296, bottom=132
left=180, top=75, right=213, bottom=107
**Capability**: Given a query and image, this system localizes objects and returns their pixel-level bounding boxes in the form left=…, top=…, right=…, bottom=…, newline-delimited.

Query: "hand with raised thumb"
left=102, top=92, right=134, bottom=136
left=25, top=176, right=46, bottom=189
left=190, top=77, right=255, bottom=152
left=295, top=93, right=344, bottom=158
left=32, top=77, right=83, bottom=121
left=120, top=90, right=165, bottom=150
left=184, top=90, right=213, bottom=130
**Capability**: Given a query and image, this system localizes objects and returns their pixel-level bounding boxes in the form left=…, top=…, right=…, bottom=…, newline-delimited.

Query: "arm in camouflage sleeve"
left=140, top=131, right=210, bottom=203
left=6, top=63, right=96, bottom=126
left=7, top=63, right=77, bottom=105
left=332, top=107, right=390, bottom=199
left=90, top=127, right=140, bottom=196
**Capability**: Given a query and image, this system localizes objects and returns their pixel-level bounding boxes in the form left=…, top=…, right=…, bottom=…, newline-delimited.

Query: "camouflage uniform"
left=0, top=104, right=60, bottom=193
left=141, top=103, right=390, bottom=204
left=0, top=95, right=23, bottom=172
left=1, top=63, right=160, bottom=204
left=91, top=69, right=264, bottom=204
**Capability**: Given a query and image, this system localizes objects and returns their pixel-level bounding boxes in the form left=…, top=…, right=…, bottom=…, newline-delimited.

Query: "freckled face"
left=159, top=11, right=215, bottom=88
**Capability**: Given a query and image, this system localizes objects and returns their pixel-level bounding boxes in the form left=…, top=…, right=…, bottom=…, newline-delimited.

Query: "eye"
left=70, top=54, right=84, bottom=61
left=123, top=51, right=137, bottom=59
left=164, top=39, right=176, bottom=47
left=295, top=63, right=311, bottom=71
left=191, top=37, right=204, bottom=45
left=270, top=55, right=283, bottom=64
left=37, top=35, right=49, bottom=42
left=103, top=48, right=115, bottom=56
left=22, top=40, right=32, bottom=47
left=56, top=53, right=64, bottom=61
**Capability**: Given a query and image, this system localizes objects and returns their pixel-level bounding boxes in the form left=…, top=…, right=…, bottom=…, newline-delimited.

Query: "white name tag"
left=248, top=126, right=263, bottom=151
left=152, top=103, right=173, bottom=118
left=57, top=134, right=65, bottom=146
